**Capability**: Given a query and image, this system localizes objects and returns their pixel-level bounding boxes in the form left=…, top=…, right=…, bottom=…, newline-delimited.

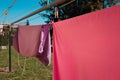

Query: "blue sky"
left=0, top=0, right=48, bottom=25
left=0, top=0, right=120, bottom=25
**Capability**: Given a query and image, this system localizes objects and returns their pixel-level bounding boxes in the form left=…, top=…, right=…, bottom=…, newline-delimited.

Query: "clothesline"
left=11, top=0, right=68, bottom=25
left=2, top=0, right=74, bottom=73
left=1, top=0, right=75, bottom=28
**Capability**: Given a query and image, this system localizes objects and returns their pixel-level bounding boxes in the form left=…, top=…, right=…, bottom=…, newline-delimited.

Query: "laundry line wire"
left=10, top=0, right=52, bottom=21
left=11, top=0, right=75, bottom=26
left=7, top=0, right=17, bottom=11
left=2, top=0, right=75, bottom=27
left=1, top=0, right=17, bottom=16
left=8, top=4, right=41, bottom=21
left=0, top=0, right=17, bottom=25
left=13, top=15, right=42, bottom=26
left=0, top=0, right=17, bottom=18
left=29, top=15, right=42, bottom=21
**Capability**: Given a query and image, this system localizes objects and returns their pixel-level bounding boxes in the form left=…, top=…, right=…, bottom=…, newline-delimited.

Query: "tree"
left=103, top=0, right=119, bottom=8
left=0, top=25, right=15, bottom=46
left=39, top=0, right=119, bottom=23
left=38, top=0, right=55, bottom=23
left=0, top=26, right=9, bottom=46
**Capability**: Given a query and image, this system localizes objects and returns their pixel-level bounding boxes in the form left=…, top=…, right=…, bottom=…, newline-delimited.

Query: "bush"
left=0, top=33, right=8, bottom=46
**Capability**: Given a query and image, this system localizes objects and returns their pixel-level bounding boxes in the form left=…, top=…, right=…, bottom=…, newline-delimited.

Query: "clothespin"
left=54, top=7, right=59, bottom=19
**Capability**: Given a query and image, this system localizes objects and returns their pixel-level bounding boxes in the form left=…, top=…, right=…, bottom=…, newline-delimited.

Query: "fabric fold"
left=53, top=5, right=120, bottom=80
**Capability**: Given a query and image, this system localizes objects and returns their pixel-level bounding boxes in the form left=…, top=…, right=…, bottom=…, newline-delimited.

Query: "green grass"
left=0, top=47, right=52, bottom=80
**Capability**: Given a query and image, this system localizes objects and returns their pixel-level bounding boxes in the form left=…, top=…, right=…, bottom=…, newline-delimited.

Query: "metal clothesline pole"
left=11, top=0, right=68, bottom=25
left=8, top=26, right=12, bottom=72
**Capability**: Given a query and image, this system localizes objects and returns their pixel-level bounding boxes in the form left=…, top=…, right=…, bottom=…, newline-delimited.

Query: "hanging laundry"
left=52, top=5, right=120, bottom=80
left=36, top=25, right=51, bottom=66
left=13, top=25, right=51, bottom=66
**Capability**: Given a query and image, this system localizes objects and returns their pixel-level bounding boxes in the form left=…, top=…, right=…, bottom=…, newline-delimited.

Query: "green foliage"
left=104, top=0, right=119, bottom=7
left=59, top=0, right=103, bottom=19
left=38, top=0, right=104, bottom=22
left=39, top=0, right=119, bottom=23
left=0, top=27, right=9, bottom=46
left=0, top=26, right=15, bottom=46
left=0, top=34, right=8, bottom=46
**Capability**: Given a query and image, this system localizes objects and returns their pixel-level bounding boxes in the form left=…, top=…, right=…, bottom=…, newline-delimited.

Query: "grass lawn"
left=0, top=47, right=52, bottom=80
